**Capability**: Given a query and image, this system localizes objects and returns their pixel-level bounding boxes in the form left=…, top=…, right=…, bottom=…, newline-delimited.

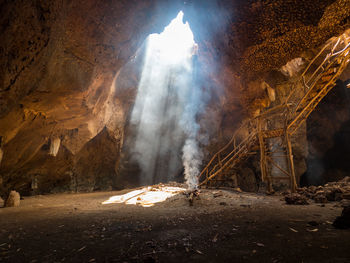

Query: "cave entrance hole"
left=119, top=11, right=203, bottom=190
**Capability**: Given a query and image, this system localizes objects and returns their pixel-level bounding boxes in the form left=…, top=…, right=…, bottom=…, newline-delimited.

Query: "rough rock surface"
left=0, top=0, right=171, bottom=195
left=5, top=190, right=20, bottom=207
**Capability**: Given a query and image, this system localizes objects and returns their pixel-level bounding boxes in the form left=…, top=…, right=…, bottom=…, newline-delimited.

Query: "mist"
left=128, top=11, right=204, bottom=189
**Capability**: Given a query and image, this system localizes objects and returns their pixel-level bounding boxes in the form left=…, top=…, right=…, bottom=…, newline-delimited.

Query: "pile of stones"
left=284, top=176, right=350, bottom=205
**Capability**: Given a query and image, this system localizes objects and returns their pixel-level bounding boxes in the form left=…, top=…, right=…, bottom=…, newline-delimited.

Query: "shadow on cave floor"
left=0, top=187, right=349, bottom=262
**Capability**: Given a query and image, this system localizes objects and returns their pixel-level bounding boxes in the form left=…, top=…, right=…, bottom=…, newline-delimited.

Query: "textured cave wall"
left=0, top=0, right=178, bottom=195
left=226, top=0, right=350, bottom=116
left=0, top=0, right=349, bottom=195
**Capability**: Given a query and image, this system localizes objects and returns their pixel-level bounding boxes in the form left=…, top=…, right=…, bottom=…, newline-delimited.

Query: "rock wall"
left=0, top=0, right=172, bottom=196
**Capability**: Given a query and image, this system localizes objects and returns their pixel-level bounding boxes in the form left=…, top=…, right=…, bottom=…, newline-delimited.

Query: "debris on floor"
left=283, top=177, right=350, bottom=205
left=187, top=189, right=200, bottom=206
left=284, top=193, right=309, bottom=205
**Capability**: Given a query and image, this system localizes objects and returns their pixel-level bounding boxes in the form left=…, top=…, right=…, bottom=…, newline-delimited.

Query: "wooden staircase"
left=198, top=30, right=350, bottom=192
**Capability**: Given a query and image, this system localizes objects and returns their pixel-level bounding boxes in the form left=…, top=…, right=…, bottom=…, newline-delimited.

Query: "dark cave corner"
left=301, top=79, right=350, bottom=186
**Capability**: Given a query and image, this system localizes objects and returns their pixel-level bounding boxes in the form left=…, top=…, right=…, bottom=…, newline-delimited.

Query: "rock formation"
left=5, top=190, right=20, bottom=207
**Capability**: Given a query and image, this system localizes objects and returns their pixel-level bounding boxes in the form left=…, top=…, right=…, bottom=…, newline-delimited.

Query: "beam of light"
left=102, top=186, right=186, bottom=207
left=129, top=11, right=202, bottom=189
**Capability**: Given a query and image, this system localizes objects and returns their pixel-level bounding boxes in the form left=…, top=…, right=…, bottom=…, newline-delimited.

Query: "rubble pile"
left=284, top=193, right=309, bottom=205
left=284, top=176, right=350, bottom=205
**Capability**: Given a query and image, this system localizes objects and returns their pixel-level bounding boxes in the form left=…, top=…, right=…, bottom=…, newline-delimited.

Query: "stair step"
left=199, top=40, right=350, bottom=188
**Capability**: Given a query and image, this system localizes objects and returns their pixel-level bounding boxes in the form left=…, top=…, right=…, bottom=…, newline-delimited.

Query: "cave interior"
left=0, top=0, right=350, bottom=262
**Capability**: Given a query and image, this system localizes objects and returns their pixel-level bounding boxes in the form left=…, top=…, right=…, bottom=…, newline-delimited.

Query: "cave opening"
left=119, top=11, right=204, bottom=190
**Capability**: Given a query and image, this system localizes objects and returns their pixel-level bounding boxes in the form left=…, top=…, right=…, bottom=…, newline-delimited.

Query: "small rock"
left=213, top=191, right=223, bottom=198
left=285, top=193, right=309, bottom=205
left=325, top=187, right=343, bottom=201
left=308, top=186, right=317, bottom=194
left=314, top=193, right=328, bottom=203
left=5, top=191, right=20, bottom=207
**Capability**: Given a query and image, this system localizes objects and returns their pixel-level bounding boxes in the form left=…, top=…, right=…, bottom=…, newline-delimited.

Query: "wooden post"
left=285, top=132, right=297, bottom=192
left=258, top=119, right=272, bottom=193
left=233, top=173, right=238, bottom=188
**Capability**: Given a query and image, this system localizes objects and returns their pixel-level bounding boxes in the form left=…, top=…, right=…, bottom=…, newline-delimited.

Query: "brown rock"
left=5, top=191, right=20, bottom=207
left=308, top=186, right=317, bottom=194
left=342, top=193, right=350, bottom=200
left=285, top=193, right=309, bottom=205
left=313, top=192, right=328, bottom=203
left=325, top=187, right=344, bottom=201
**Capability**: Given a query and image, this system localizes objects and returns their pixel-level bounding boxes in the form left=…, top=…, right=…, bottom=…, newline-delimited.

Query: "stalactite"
left=49, top=138, right=60, bottom=157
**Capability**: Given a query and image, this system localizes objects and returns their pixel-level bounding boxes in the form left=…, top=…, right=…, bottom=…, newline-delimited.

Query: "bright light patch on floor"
left=102, top=186, right=186, bottom=207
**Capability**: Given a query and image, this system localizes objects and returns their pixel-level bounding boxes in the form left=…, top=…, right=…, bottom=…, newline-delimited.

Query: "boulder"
left=5, top=191, right=20, bottom=207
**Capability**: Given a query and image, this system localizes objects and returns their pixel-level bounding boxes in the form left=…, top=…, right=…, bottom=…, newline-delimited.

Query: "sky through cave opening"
left=129, top=11, right=202, bottom=189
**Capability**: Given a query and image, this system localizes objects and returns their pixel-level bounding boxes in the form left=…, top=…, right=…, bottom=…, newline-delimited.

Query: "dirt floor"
left=0, top=186, right=349, bottom=263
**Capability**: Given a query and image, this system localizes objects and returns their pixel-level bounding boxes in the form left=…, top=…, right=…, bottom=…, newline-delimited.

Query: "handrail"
left=288, top=51, right=350, bottom=134
left=199, top=131, right=258, bottom=186
left=301, top=43, right=330, bottom=77
left=198, top=30, right=350, bottom=187
left=198, top=119, right=253, bottom=179
left=288, top=39, right=350, bottom=132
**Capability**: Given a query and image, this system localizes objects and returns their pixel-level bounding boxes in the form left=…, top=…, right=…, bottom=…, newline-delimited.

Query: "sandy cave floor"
left=0, top=186, right=349, bottom=263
